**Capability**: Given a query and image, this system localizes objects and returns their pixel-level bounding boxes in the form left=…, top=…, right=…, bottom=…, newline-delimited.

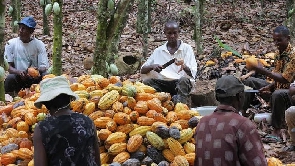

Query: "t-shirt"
left=141, top=41, right=198, bottom=80
left=5, top=37, right=49, bottom=71
left=194, top=105, right=267, bottom=166
left=38, top=113, right=99, bottom=166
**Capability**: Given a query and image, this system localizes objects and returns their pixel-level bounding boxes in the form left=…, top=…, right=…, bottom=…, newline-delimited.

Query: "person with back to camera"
left=241, top=25, right=295, bottom=143
left=4, top=16, right=49, bottom=96
left=33, top=76, right=101, bottom=165
left=194, top=75, right=267, bottom=166
left=140, top=20, right=198, bottom=107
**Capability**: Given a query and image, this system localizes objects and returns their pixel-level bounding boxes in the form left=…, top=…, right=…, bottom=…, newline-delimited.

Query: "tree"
left=10, top=0, right=21, bottom=33
left=136, top=0, right=150, bottom=58
left=0, top=0, right=5, bottom=101
left=51, top=0, right=63, bottom=75
left=40, top=0, right=51, bottom=35
left=92, top=0, right=135, bottom=77
left=194, top=0, right=204, bottom=55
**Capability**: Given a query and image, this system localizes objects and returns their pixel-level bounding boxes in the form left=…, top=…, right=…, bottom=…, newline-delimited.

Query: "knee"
left=286, top=106, right=295, bottom=121
left=178, top=77, right=191, bottom=84
left=142, top=78, right=153, bottom=86
left=4, top=74, right=17, bottom=83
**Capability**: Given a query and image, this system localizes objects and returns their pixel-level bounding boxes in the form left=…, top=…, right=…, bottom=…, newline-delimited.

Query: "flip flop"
left=262, top=135, right=282, bottom=143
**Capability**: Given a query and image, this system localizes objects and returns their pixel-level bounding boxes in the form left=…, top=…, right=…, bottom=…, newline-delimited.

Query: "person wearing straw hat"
left=33, top=76, right=101, bottom=165
left=4, top=16, right=49, bottom=96
left=194, top=75, right=267, bottom=166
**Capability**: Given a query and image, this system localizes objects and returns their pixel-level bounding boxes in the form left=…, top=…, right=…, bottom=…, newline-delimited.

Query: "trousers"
left=142, top=77, right=192, bottom=107
left=4, top=72, right=48, bottom=95
left=243, top=77, right=292, bottom=129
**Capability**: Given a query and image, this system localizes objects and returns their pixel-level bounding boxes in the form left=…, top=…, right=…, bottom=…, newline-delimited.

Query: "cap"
left=215, top=75, right=245, bottom=97
left=18, top=16, right=36, bottom=29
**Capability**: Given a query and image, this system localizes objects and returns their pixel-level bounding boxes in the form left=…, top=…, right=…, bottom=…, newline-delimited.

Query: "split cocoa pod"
left=27, top=67, right=40, bottom=78
left=245, top=56, right=258, bottom=70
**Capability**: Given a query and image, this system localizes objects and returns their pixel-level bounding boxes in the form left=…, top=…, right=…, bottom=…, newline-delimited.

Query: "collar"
left=162, top=40, right=184, bottom=51
left=214, top=104, right=239, bottom=113
left=276, top=43, right=292, bottom=59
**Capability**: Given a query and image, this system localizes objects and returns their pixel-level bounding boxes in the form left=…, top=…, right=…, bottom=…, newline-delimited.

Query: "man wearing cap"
left=4, top=16, right=49, bottom=95
left=194, top=75, right=267, bottom=166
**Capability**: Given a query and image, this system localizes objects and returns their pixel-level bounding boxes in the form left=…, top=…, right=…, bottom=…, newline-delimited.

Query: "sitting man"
left=285, top=82, right=295, bottom=151
left=194, top=75, right=267, bottom=166
left=140, top=20, right=197, bottom=107
left=4, top=16, right=49, bottom=96
left=242, top=25, right=295, bottom=143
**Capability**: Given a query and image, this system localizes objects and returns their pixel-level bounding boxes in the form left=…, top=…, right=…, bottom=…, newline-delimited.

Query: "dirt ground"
left=4, top=0, right=295, bottom=164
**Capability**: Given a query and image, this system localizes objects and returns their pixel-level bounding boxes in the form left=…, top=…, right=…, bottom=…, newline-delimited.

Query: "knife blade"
left=162, top=58, right=176, bottom=69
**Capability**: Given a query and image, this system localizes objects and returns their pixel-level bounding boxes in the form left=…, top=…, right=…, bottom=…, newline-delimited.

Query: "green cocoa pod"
left=3, top=59, right=9, bottom=71
left=8, top=6, right=13, bottom=16
left=53, top=2, right=60, bottom=15
left=0, top=66, right=5, bottom=82
left=45, top=4, right=52, bottom=16
left=109, top=63, right=118, bottom=75
left=40, top=0, right=45, bottom=6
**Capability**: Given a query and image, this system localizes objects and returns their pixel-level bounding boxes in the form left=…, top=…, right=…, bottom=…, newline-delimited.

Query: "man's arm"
left=251, top=64, right=289, bottom=83
left=8, top=62, right=27, bottom=79
left=141, top=64, right=163, bottom=74
left=37, top=40, right=49, bottom=73
left=238, top=121, right=267, bottom=166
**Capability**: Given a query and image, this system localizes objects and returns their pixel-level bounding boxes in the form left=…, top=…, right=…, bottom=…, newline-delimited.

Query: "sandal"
left=262, top=135, right=282, bottom=143
left=283, top=145, right=295, bottom=152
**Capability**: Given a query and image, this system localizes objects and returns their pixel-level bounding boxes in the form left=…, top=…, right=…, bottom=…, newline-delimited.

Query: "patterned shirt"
left=273, top=43, right=295, bottom=89
left=38, top=113, right=99, bottom=166
left=194, top=105, right=267, bottom=166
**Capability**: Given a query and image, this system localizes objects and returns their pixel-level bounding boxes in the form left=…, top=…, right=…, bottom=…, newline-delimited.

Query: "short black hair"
left=273, top=25, right=290, bottom=37
left=164, top=20, right=179, bottom=29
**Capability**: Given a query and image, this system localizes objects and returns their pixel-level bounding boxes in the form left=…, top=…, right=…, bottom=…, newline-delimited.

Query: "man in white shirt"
left=4, top=16, right=49, bottom=95
left=140, top=20, right=197, bottom=107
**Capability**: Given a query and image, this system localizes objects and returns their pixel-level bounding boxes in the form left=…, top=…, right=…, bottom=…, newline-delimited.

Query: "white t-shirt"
left=141, top=41, right=198, bottom=80
left=5, top=37, right=49, bottom=71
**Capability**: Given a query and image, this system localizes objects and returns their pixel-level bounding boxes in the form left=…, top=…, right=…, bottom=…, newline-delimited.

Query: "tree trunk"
left=137, top=0, right=149, bottom=58
left=93, top=0, right=135, bottom=76
left=194, top=0, right=203, bottom=55
left=42, top=1, right=50, bottom=35
left=0, top=0, right=5, bottom=101
left=106, top=0, right=135, bottom=61
left=93, top=0, right=108, bottom=76
left=11, top=0, right=21, bottom=33
left=287, top=0, right=295, bottom=44
left=52, top=0, right=63, bottom=75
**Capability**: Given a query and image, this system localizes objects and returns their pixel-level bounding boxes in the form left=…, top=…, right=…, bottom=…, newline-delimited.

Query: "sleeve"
left=37, top=41, right=49, bottom=68
left=237, top=121, right=267, bottom=166
left=184, top=45, right=198, bottom=79
left=4, top=41, right=14, bottom=63
left=141, top=49, right=158, bottom=69
left=282, top=57, right=295, bottom=83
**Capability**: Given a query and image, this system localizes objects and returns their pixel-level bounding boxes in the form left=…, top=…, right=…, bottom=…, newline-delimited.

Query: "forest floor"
left=4, top=0, right=295, bottom=164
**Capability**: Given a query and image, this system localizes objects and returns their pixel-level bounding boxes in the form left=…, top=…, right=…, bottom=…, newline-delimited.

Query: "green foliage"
left=45, top=4, right=52, bottom=16
left=214, top=36, right=242, bottom=58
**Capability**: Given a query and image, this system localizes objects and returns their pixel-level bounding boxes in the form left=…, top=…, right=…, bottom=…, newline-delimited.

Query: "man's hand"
left=152, top=64, right=164, bottom=73
left=259, top=85, right=272, bottom=94
left=17, top=70, right=28, bottom=80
